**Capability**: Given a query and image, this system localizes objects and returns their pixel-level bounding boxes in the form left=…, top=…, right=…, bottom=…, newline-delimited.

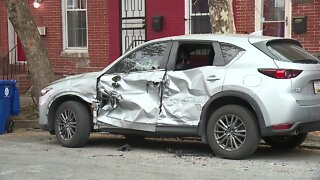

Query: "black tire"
left=54, top=101, right=91, bottom=148
left=206, top=105, right=260, bottom=160
left=6, top=118, right=15, bottom=133
left=263, top=133, right=307, bottom=149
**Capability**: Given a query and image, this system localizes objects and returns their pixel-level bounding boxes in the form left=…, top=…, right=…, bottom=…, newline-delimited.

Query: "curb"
left=301, top=142, right=320, bottom=150
left=14, top=119, right=39, bottom=129
left=301, top=135, right=320, bottom=149
left=306, top=135, right=320, bottom=142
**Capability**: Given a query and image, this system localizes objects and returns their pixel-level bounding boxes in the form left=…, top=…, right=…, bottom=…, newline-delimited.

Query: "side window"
left=111, top=42, right=167, bottom=73
left=175, top=43, right=214, bottom=70
left=62, top=0, right=88, bottom=50
left=220, top=43, right=244, bottom=64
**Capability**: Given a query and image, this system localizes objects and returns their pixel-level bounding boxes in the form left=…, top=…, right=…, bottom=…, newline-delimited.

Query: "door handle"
left=206, top=76, right=220, bottom=81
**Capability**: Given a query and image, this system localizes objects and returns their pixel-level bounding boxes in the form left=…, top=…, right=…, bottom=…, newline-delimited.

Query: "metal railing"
left=1, top=45, right=28, bottom=80
left=125, top=39, right=147, bottom=53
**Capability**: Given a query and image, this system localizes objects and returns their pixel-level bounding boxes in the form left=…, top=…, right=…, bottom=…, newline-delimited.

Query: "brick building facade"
left=0, top=0, right=320, bottom=92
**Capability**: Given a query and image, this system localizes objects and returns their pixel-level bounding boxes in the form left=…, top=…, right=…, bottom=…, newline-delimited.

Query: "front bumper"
left=38, top=94, right=51, bottom=131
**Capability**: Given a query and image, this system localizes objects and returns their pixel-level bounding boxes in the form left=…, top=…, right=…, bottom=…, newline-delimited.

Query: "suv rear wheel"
left=206, top=105, right=260, bottom=159
left=263, top=133, right=307, bottom=149
left=54, top=101, right=91, bottom=148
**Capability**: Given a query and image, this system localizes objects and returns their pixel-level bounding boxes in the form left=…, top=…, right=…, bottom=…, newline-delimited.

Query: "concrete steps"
left=15, top=74, right=31, bottom=94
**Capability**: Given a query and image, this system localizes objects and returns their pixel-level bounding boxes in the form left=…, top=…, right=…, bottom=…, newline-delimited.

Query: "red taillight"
left=272, top=123, right=294, bottom=130
left=258, top=69, right=302, bottom=79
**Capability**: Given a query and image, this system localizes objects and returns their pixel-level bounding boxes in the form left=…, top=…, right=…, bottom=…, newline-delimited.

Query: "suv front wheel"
left=54, top=101, right=91, bottom=148
left=206, top=105, right=260, bottom=160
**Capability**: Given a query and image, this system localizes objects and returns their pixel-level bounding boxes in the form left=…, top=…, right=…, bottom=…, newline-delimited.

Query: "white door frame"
left=254, top=0, right=292, bottom=38
left=7, top=18, right=17, bottom=64
left=185, top=0, right=190, bottom=34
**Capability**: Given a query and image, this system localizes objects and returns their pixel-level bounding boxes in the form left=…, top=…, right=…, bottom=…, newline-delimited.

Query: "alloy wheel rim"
left=214, top=114, right=247, bottom=151
left=57, top=109, right=77, bottom=141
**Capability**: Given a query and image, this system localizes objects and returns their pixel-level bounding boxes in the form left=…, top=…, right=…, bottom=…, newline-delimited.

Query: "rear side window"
left=220, top=43, right=244, bottom=64
left=267, top=42, right=320, bottom=64
left=174, top=43, right=214, bottom=71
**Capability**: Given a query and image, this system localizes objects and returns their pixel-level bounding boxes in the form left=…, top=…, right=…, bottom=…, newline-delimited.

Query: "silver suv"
left=39, top=34, right=320, bottom=159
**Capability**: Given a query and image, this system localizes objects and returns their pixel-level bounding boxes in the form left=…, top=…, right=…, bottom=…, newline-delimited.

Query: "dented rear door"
left=159, top=41, right=226, bottom=126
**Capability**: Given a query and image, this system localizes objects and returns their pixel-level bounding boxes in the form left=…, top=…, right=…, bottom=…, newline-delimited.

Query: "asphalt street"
left=0, top=129, right=320, bottom=180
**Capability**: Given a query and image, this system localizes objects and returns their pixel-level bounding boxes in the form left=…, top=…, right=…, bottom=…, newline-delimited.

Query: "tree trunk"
left=208, top=0, right=236, bottom=34
left=3, top=0, right=55, bottom=100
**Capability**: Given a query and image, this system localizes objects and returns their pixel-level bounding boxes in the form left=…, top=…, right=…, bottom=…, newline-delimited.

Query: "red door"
left=17, top=38, right=26, bottom=62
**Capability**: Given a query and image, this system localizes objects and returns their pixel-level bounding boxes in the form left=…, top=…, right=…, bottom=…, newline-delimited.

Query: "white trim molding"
left=61, top=0, right=88, bottom=52
left=254, top=0, right=292, bottom=38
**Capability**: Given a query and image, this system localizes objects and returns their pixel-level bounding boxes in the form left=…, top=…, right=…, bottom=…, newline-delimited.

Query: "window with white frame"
left=254, top=0, right=292, bottom=38
left=63, top=0, right=88, bottom=50
left=186, top=0, right=211, bottom=34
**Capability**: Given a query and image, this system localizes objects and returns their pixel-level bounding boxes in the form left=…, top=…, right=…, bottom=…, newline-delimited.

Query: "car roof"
left=124, top=34, right=287, bottom=55
left=147, top=34, right=280, bottom=45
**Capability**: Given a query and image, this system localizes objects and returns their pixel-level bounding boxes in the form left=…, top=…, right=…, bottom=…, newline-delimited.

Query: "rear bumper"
left=261, top=120, right=320, bottom=136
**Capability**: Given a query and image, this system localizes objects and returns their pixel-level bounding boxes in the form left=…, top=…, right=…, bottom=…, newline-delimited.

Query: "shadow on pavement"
left=77, top=134, right=320, bottom=159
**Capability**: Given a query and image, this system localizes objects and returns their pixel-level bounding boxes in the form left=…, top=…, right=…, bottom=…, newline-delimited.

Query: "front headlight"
left=40, top=87, right=53, bottom=96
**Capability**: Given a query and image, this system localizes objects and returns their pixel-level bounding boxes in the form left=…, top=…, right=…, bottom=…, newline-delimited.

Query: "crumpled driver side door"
left=97, top=41, right=172, bottom=132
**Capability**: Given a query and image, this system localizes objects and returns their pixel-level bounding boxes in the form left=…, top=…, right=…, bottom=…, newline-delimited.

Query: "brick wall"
left=28, top=0, right=109, bottom=76
left=292, top=1, right=320, bottom=54
left=1, top=0, right=320, bottom=77
left=0, top=3, right=8, bottom=55
left=234, top=0, right=255, bottom=34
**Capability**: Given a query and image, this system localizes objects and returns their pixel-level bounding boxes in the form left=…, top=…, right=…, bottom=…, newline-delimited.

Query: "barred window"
left=188, top=0, right=211, bottom=34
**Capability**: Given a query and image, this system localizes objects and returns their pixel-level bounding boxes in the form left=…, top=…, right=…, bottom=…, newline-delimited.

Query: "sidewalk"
left=20, top=94, right=34, bottom=107
left=14, top=95, right=38, bottom=129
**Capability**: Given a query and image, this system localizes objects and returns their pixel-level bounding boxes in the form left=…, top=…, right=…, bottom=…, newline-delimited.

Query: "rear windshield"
left=267, top=42, right=320, bottom=64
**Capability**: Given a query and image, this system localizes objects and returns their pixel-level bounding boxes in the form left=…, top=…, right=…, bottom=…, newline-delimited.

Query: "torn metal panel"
left=39, top=71, right=101, bottom=127
left=159, top=67, right=225, bottom=126
left=97, top=71, right=165, bottom=132
left=96, top=66, right=225, bottom=131
left=47, top=72, right=99, bottom=111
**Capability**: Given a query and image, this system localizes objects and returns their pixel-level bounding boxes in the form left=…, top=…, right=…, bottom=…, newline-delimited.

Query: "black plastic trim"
left=198, top=91, right=266, bottom=138
left=212, top=41, right=226, bottom=66
left=98, top=125, right=198, bottom=137
left=261, top=121, right=320, bottom=136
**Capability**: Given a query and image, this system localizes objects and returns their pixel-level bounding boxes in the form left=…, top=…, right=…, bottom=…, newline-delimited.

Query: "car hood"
left=47, top=71, right=103, bottom=103
left=51, top=71, right=103, bottom=85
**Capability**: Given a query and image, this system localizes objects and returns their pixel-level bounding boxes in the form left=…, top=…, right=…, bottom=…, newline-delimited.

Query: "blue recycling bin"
left=0, top=80, right=20, bottom=134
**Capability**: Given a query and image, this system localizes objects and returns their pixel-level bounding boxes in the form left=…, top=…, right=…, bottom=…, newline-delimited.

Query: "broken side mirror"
left=112, top=75, right=121, bottom=89
left=112, top=75, right=121, bottom=82
left=112, top=82, right=120, bottom=88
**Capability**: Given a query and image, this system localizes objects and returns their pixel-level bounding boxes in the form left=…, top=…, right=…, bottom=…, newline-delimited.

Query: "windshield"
left=267, top=42, right=320, bottom=64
